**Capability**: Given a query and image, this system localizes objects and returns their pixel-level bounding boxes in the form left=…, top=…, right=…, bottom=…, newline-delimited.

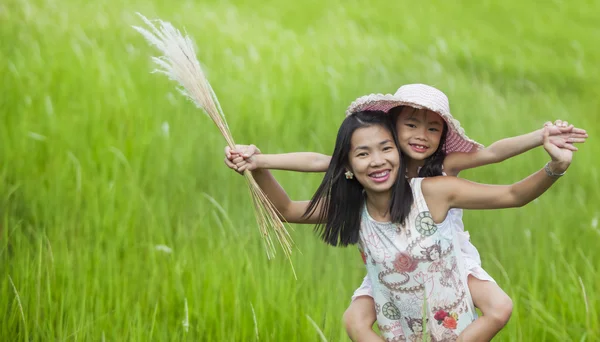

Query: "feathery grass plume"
left=132, top=13, right=295, bottom=266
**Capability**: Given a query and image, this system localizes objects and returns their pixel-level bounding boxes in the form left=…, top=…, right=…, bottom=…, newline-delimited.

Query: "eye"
left=356, top=152, right=368, bottom=157
left=405, top=124, right=416, bottom=128
left=383, top=146, right=394, bottom=151
left=428, top=128, right=440, bottom=132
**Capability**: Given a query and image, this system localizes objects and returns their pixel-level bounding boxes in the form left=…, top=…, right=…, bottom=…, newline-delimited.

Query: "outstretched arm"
left=224, top=146, right=324, bottom=224
left=425, top=126, right=574, bottom=223
left=443, top=120, right=587, bottom=176
left=225, top=145, right=330, bottom=173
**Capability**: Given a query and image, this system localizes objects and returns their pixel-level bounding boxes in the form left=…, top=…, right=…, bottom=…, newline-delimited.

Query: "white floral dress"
left=352, top=177, right=495, bottom=302
left=358, top=178, right=477, bottom=341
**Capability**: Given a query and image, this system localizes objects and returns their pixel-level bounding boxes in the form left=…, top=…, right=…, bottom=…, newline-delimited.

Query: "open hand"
left=542, top=126, right=573, bottom=174
left=543, top=120, right=588, bottom=151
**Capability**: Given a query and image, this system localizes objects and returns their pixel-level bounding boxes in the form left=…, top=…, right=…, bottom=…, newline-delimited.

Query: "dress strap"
left=409, top=177, right=430, bottom=213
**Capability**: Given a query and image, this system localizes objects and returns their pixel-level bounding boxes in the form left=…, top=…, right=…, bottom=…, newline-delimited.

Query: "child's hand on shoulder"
left=224, top=144, right=261, bottom=174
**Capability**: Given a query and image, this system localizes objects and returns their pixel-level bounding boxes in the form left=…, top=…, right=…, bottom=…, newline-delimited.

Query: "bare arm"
left=249, top=169, right=323, bottom=224
left=254, top=153, right=331, bottom=172
left=225, top=145, right=331, bottom=172
left=443, top=123, right=587, bottom=176
left=425, top=127, right=573, bottom=222
left=224, top=147, right=325, bottom=223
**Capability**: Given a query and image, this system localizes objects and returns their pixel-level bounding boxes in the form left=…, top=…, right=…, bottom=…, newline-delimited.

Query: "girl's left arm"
left=424, top=127, right=574, bottom=222
left=443, top=122, right=587, bottom=176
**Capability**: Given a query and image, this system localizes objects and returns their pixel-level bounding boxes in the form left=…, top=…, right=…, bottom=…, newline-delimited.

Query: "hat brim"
left=346, top=94, right=484, bottom=154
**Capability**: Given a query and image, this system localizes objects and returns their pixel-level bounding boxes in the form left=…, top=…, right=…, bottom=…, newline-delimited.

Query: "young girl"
left=225, top=84, right=587, bottom=341
left=225, top=109, right=574, bottom=341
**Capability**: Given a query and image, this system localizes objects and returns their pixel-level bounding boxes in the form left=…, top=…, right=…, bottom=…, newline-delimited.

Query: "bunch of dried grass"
left=133, top=13, right=294, bottom=265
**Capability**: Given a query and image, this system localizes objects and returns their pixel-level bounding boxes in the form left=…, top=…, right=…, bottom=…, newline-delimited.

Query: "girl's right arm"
left=224, top=147, right=325, bottom=224
left=225, top=145, right=331, bottom=173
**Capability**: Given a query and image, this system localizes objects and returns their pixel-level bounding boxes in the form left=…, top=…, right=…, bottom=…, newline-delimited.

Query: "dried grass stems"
left=133, top=13, right=295, bottom=269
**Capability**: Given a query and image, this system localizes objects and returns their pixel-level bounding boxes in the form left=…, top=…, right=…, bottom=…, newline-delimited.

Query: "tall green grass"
left=1, top=0, right=599, bottom=340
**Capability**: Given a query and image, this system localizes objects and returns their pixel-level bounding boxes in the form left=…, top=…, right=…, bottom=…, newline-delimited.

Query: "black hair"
left=303, top=111, right=413, bottom=247
left=388, top=106, right=449, bottom=178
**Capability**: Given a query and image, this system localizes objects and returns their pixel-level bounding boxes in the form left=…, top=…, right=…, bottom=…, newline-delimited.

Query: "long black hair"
left=303, top=111, right=414, bottom=247
left=388, top=106, right=449, bottom=178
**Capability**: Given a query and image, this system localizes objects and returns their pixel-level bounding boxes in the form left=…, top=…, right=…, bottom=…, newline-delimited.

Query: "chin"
left=370, top=179, right=397, bottom=193
left=407, top=151, right=430, bottom=161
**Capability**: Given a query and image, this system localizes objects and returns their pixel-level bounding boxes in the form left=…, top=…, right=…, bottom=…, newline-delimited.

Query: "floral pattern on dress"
left=360, top=178, right=477, bottom=341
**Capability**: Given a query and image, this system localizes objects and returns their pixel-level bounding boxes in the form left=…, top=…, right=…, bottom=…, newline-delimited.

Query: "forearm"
left=249, top=169, right=316, bottom=223
left=250, top=169, right=294, bottom=217
left=444, top=129, right=546, bottom=174
left=442, top=160, right=570, bottom=212
left=508, top=160, right=567, bottom=207
left=255, top=153, right=331, bottom=172
left=485, top=129, right=543, bottom=163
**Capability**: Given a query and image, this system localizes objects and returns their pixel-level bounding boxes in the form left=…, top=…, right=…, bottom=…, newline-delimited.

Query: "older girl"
left=226, top=107, right=575, bottom=341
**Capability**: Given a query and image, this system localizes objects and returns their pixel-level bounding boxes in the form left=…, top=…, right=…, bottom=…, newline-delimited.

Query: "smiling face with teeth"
left=348, top=125, right=401, bottom=195
left=394, top=107, right=446, bottom=163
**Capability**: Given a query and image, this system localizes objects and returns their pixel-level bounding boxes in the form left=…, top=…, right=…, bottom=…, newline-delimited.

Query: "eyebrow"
left=354, top=139, right=394, bottom=151
left=405, top=117, right=442, bottom=126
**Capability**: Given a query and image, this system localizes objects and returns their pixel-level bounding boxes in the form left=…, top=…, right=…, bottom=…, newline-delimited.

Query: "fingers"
left=242, top=144, right=257, bottom=158
left=546, top=121, right=588, bottom=139
left=224, top=144, right=256, bottom=175
left=236, top=161, right=250, bottom=173
left=225, top=145, right=246, bottom=160
left=563, top=143, right=578, bottom=151
left=224, top=157, right=247, bottom=175
left=556, top=124, right=574, bottom=133
left=571, top=127, right=587, bottom=135
left=567, top=137, right=587, bottom=143
left=232, top=156, right=245, bottom=164
left=232, top=155, right=249, bottom=168
left=554, top=119, right=569, bottom=127
left=224, top=157, right=237, bottom=169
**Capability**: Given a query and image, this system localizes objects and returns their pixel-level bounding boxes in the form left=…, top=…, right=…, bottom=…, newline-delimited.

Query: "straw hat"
left=345, top=84, right=483, bottom=154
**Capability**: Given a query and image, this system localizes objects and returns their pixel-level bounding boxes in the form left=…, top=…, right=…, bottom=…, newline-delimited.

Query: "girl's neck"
left=365, top=191, right=392, bottom=222
left=406, top=159, right=425, bottom=178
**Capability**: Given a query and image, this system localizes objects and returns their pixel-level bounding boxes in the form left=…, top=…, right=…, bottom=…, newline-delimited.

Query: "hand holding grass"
left=134, top=14, right=294, bottom=263
left=225, top=145, right=262, bottom=174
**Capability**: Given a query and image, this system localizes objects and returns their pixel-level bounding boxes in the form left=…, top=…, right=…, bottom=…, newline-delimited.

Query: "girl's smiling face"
left=347, top=125, right=400, bottom=196
left=395, top=107, right=445, bottom=161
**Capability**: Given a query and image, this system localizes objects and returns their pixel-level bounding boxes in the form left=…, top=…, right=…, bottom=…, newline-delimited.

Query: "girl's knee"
left=343, top=306, right=369, bottom=332
left=343, top=298, right=377, bottom=337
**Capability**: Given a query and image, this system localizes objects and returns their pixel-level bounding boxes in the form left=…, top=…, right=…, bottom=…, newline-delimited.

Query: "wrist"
left=546, top=160, right=569, bottom=177
left=535, top=128, right=545, bottom=146
left=253, top=154, right=266, bottom=169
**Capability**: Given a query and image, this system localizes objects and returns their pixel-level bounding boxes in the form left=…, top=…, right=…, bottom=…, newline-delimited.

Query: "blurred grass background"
left=1, top=0, right=599, bottom=340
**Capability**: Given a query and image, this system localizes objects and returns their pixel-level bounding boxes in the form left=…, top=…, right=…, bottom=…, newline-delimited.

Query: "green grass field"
left=1, top=0, right=599, bottom=340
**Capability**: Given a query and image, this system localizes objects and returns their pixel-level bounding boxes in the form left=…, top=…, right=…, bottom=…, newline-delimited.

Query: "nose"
left=415, top=126, right=428, bottom=141
left=370, top=151, right=386, bottom=167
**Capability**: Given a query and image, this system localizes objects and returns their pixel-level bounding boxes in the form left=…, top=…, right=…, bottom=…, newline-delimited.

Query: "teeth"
left=371, top=171, right=389, bottom=177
